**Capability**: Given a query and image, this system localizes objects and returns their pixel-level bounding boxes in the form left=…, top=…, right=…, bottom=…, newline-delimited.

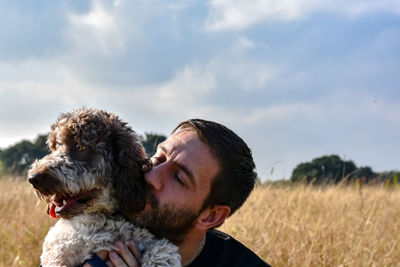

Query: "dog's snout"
left=28, top=173, right=45, bottom=187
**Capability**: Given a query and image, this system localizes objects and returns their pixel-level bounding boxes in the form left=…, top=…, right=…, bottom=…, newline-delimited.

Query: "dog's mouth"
left=48, top=190, right=99, bottom=218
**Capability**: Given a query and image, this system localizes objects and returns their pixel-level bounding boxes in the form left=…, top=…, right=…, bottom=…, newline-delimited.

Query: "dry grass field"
left=1, top=177, right=399, bottom=267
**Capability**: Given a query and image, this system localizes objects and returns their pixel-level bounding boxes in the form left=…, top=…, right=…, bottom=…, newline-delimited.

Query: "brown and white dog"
left=28, top=107, right=181, bottom=267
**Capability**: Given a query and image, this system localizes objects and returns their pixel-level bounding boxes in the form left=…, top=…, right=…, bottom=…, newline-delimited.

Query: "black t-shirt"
left=188, top=229, right=271, bottom=267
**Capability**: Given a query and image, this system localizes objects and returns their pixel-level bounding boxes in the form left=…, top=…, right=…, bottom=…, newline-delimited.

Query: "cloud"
left=58, top=0, right=203, bottom=86
left=0, top=59, right=103, bottom=106
left=235, top=36, right=256, bottom=50
left=93, top=64, right=217, bottom=117
left=150, top=65, right=216, bottom=112
left=223, top=61, right=280, bottom=91
left=206, top=0, right=320, bottom=30
left=245, top=103, right=322, bottom=125
left=67, top=0, right=126, bottom=54
left=205, top=0, right=400, bottom=31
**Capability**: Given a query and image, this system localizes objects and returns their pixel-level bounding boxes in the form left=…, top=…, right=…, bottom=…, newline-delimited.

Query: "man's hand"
left=83, top=240, right=142, bottom=267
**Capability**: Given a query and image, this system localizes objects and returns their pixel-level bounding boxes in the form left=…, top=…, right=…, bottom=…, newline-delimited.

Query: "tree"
left=354, top=166, right=374, bottom=182
left=0, top=159, right=5, bottom=177
left=374, top=171, right=400, bottom=183
left=291, top=155, right=357, bottom=184
left=141, top=133, right=166, bottom=157
left=0, top=135, right=49, bottom=176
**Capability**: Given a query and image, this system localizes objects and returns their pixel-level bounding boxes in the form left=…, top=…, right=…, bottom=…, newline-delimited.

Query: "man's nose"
left=144, top=161, right=169, bottom=191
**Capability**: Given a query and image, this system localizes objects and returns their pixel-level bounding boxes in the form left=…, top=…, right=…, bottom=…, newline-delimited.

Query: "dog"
left=28, top=107, right=181, bottom=267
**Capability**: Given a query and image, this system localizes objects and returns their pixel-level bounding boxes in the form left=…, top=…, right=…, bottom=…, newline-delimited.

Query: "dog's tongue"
left=49, top=202, right=58, bottom=218
left=49, top=194, right=81, bottom=218
left=49, top=194, right=65, bottom=219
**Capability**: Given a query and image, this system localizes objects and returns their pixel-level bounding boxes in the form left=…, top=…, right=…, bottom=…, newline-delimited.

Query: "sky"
left=0, top=0, right=399, bottom=181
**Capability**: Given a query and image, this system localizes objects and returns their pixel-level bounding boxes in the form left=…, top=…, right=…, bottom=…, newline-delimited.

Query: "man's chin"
left=129, top=204, right=200, bottom=245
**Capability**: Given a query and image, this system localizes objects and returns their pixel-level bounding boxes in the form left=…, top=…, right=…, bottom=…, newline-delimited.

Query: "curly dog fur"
left=28, top=107, right=181, bottom=267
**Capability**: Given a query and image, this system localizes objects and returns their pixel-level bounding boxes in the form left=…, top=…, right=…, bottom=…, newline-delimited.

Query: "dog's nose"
left=28, top=173, right=44, bottom=187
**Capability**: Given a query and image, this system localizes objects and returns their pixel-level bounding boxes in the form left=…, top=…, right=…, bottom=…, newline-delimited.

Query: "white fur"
left=41, top=214, right=181, bottom=267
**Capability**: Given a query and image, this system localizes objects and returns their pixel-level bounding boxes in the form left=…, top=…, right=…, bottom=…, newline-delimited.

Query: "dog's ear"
left=110, top=117, right=151, bottom=216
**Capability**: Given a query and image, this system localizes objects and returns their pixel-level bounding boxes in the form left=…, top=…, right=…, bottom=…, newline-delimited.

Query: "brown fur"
left=29, top=107, right=151, bottom=218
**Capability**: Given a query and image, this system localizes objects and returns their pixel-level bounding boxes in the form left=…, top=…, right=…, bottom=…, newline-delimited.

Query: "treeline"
left=290, top=154, right=399, bottom=185
left=1, top=135, right=398, bottom=186
left=0, top=133, right=166, bottom=177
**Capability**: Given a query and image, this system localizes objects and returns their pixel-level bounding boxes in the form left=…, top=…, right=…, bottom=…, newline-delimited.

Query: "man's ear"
left=197, top=205, right=231, bottom=230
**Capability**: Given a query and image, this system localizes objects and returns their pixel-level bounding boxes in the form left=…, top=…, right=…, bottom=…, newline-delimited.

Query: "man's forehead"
left=172, top=127, right=196, bottom=136
left=155, top=130, right=195, bottom=158
left=167, top=129, right=197, bottom=146
left=166, top=130, right=218, bottom=169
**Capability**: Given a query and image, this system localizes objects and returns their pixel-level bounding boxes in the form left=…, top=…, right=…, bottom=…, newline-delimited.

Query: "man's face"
left=131, top=129, right=220, bottom=244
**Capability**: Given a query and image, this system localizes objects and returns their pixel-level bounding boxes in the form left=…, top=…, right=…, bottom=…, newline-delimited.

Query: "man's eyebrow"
left=158, top=143, right=195, bottom=186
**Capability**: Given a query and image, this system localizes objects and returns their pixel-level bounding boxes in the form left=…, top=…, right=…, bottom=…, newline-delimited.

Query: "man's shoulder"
left=193, top=229, right=271, bottom=267
left=208, top=229, right=232, bottom=240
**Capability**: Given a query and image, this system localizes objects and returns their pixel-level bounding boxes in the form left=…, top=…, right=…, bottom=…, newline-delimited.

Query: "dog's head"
left=28, top=107, right=151, bottom=219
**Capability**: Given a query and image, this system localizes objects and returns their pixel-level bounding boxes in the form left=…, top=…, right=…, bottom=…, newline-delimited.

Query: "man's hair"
left=173, top=119, right=257, bottom=217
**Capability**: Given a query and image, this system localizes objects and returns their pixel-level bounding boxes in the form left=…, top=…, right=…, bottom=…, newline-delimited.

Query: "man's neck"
left=179, top=229, right=207, bottom=266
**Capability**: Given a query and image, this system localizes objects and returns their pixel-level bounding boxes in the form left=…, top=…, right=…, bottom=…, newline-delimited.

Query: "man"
left=85, top=119, right=270, bottom=267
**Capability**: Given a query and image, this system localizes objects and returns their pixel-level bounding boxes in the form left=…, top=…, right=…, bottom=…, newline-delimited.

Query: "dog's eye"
left=76, top=144, right=86, bottom=151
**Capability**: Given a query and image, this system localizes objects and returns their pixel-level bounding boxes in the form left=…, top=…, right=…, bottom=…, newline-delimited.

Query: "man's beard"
left=131, top=194, right=202, bottom=245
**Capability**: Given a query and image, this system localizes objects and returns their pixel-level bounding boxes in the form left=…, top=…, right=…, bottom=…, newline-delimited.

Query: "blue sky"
left=0, top=0, right=399, bottom=181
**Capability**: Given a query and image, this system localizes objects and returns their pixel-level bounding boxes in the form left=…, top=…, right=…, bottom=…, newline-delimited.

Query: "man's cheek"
left=147, top=193, right=160, bottom=209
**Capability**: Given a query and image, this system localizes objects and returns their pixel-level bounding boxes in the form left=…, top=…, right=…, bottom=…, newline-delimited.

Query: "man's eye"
left=174, top=174, right=185, bottom=186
